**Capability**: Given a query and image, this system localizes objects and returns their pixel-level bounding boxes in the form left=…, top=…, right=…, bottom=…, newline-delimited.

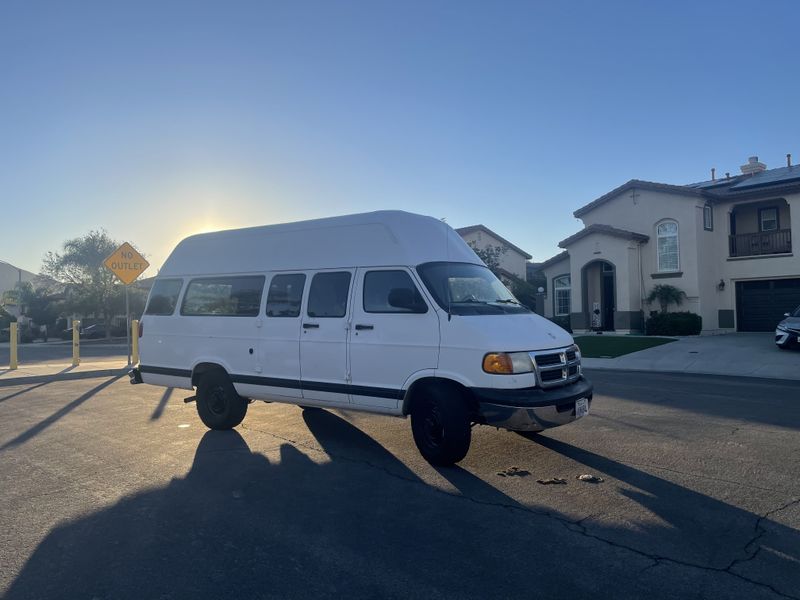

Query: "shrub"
left=645, top=311, right=702, bottom=336
left=549, top=315, right=572, bottom=333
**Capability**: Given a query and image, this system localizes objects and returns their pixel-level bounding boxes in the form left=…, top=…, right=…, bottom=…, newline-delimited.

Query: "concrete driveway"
left=582, top=333, right=799, bottom=380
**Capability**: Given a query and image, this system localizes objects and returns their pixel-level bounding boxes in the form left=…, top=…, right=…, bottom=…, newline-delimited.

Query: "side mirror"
left=388, top=288, right=422, bottom=312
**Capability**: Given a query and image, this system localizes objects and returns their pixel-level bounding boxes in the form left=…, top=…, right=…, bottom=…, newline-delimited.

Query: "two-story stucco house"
left=456, top=224, right=532, bottom=281
left=540, top=156, right=800, bottom=334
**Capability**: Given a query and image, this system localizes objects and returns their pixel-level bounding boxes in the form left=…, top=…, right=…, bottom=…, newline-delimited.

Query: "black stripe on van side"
left=140, top=365, right=402, bottom=400
left=139, top=365, right=192, bottom=378
left=229, top=374, right=302, bottom=390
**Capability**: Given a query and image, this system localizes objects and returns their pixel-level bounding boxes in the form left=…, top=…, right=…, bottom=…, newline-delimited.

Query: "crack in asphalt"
left=725, top=497, right=800, bottom=574
left=241, top=422, right=799, bottom=600
left=621, top=460, right=788, bottom=493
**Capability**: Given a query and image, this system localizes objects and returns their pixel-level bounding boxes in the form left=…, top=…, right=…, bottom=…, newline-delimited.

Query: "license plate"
left=575, top=398, right=589, bottom=418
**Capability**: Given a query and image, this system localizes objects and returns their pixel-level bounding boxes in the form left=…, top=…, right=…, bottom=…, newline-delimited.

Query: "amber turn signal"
left=483, top=353, right=514, bottom=374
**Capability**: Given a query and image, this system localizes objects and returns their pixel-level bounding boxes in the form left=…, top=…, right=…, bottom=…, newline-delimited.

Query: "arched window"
left=657, top=221, right=679, bottom=272
left=553, top=275, right=571, bottom=316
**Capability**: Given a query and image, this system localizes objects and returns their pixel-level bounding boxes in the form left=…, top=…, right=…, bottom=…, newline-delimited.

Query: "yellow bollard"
left=72, top=319, right=80, bottom=367
left=9, top=322, right=18, bottom=370
left=131, top=319, right=139, bottom=365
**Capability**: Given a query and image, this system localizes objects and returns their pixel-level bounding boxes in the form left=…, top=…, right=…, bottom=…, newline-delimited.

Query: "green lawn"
left=573, top=335, right=676, bottom=358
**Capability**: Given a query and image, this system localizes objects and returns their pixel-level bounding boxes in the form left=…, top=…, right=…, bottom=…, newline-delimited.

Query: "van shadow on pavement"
left=5, top=410, right=799, bottom=600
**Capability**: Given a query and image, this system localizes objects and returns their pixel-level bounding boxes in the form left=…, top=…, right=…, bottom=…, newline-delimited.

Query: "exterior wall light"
left=717, top=279, right=725, bottom=291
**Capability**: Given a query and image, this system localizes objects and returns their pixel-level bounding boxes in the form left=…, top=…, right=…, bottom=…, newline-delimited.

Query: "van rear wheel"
left=196, top=371, right=248, bottom=430
left=411, top=385, right=471, bottom=466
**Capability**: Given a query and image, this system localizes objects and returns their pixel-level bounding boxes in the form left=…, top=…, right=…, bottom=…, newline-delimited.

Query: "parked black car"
left=775, top=305, right=800, bottom=350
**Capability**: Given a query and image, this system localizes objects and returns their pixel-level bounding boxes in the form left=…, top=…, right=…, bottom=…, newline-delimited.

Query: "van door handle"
left=303, top=323, right=319, bottom=329
left=355, top=324, right=374, bottom=330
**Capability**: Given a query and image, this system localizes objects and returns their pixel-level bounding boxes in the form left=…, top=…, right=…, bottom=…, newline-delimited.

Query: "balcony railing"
left=729, top=229, right=792, bottom=257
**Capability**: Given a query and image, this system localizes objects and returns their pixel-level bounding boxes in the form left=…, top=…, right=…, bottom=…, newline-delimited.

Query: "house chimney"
left=740, top=155, right=767, bottom=175
left=726, top=172, right=730, bottom=179
left=788, top=153, right=793, bottom=167
left=711, top=168, right=716, bottom=181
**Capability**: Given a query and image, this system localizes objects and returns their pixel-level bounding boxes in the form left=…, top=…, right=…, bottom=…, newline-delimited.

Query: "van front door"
left=300, top=270, right=354, bottom=404
left=349, top=268, right=440, bottom=411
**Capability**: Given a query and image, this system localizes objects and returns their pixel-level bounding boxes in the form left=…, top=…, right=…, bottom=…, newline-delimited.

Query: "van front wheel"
left=196, top=371, right=248, bottom=430
left=411, top=386, right=471, bottom=466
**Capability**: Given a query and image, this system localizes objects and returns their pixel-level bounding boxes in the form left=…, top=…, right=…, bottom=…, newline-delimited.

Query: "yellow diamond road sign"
left=104, top=242, right=150, bottom=285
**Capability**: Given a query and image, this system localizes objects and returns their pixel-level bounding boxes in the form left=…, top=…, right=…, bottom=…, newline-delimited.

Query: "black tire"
left=196, top=371, right=248, bottom=430
left=411, top=385, right=471, bottom=466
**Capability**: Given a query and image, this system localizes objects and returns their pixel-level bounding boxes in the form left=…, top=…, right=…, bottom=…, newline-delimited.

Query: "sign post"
left=103, top=242, right=150, bottom=367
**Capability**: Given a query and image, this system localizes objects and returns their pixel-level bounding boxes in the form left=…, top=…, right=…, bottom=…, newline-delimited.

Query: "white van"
left=131, top=211, right=592, bottom=465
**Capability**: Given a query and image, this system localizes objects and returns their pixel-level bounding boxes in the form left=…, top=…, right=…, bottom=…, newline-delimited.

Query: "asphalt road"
left=0, top=370, right=798, bottom=599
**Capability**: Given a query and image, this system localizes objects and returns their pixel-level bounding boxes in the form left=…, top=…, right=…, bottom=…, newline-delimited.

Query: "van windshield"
left=416, top=262, right=530, bottom=316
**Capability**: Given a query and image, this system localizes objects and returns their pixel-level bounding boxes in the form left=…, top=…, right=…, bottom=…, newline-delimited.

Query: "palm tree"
left=646, top=284, right=687, bottom=314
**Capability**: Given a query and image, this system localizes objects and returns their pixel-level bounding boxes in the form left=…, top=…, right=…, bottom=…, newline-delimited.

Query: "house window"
left=703, top=205, right=713, bottom=231
left=759, top=207, right=779, bottom=232
left=553, top=275, right=571, bottom=316
left=657, top=221, right=679, bottom=272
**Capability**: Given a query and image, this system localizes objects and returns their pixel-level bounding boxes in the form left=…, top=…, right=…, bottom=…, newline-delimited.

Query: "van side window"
left=307, top=272, right=351, bottom=318
left=266, top=274, right=306, bottom=317
left=363, top=270, right=428, bottom=314
left=181, top=276, right=265, bottom=317
left=145, top=279, right=183, bottom=315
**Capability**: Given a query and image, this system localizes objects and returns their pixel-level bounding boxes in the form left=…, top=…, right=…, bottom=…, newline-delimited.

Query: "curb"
left=0, top=368, right=130, bottom=387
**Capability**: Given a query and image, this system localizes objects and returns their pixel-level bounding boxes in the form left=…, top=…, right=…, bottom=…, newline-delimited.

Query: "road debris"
left=497, top=466, right=531, bottom=478
left=536, top=477, right=567, bottom=485
left=576, top=474, right=604, bottom=483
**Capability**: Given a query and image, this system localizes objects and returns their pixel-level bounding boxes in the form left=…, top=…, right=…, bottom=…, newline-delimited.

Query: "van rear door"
left=300, top=270, right=354, bottom=404
left=349, top=268, right=440, bottom=411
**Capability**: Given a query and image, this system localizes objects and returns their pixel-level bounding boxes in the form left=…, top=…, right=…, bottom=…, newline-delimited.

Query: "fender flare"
left=400, top=369, right=476, bottom=415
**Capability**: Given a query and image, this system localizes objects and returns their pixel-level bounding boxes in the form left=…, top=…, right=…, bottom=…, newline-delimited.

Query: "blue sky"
left=2, top=0, right=799, bottom=275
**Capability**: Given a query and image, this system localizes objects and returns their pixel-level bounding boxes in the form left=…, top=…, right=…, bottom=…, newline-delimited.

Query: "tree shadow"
left=525, top=434, right=800, bottom=590
left=586, top=370, right=800, bottom=430
left=149, top=387, right=174, bottom=420
left=0, top=374, right=125, bottom=451
left=5, top=413, right=799, bottom=599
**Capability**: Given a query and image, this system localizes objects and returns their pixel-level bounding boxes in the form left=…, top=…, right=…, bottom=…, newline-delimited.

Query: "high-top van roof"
left=159, top=210, right=481, bottom=276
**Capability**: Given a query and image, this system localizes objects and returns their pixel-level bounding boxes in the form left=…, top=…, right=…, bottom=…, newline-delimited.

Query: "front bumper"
left=473, top=377, right=593, bottom=432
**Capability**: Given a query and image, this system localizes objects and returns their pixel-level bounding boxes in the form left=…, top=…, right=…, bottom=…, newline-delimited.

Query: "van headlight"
left=483, top=352, right=534, bottom=374
left=777, top=324, right=789, bottom=332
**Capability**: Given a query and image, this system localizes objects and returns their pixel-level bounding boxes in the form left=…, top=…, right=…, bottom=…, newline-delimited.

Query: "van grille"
left=531, top=346, right=581, bottom=388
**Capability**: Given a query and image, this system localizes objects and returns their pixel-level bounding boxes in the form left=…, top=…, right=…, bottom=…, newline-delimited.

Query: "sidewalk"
left=581, top=332, right=800, bottom=381
left=0, top=358, right=131, bottom=387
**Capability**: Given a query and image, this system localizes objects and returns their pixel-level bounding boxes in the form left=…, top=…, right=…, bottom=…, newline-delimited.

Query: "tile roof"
left=573, top=180, right=704, bottom=218
left=574, top=166, right=800, bottom=218
left=559, top=224, right=649, bottom=249
left=455, top=224, right=532, bottom=259
left=538, top=251, right=570, bottom=269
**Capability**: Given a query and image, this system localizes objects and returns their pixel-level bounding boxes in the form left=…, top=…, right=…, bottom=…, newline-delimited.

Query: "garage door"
left=736, top=278, right=800, bottom=331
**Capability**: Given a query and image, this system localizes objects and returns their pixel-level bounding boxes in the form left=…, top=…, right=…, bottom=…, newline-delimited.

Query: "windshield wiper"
left=492, top=298, right=521, bottom=305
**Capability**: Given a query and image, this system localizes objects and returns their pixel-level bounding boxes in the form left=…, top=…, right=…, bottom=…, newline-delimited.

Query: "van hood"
left=443, top=312, right=574, bottom=352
